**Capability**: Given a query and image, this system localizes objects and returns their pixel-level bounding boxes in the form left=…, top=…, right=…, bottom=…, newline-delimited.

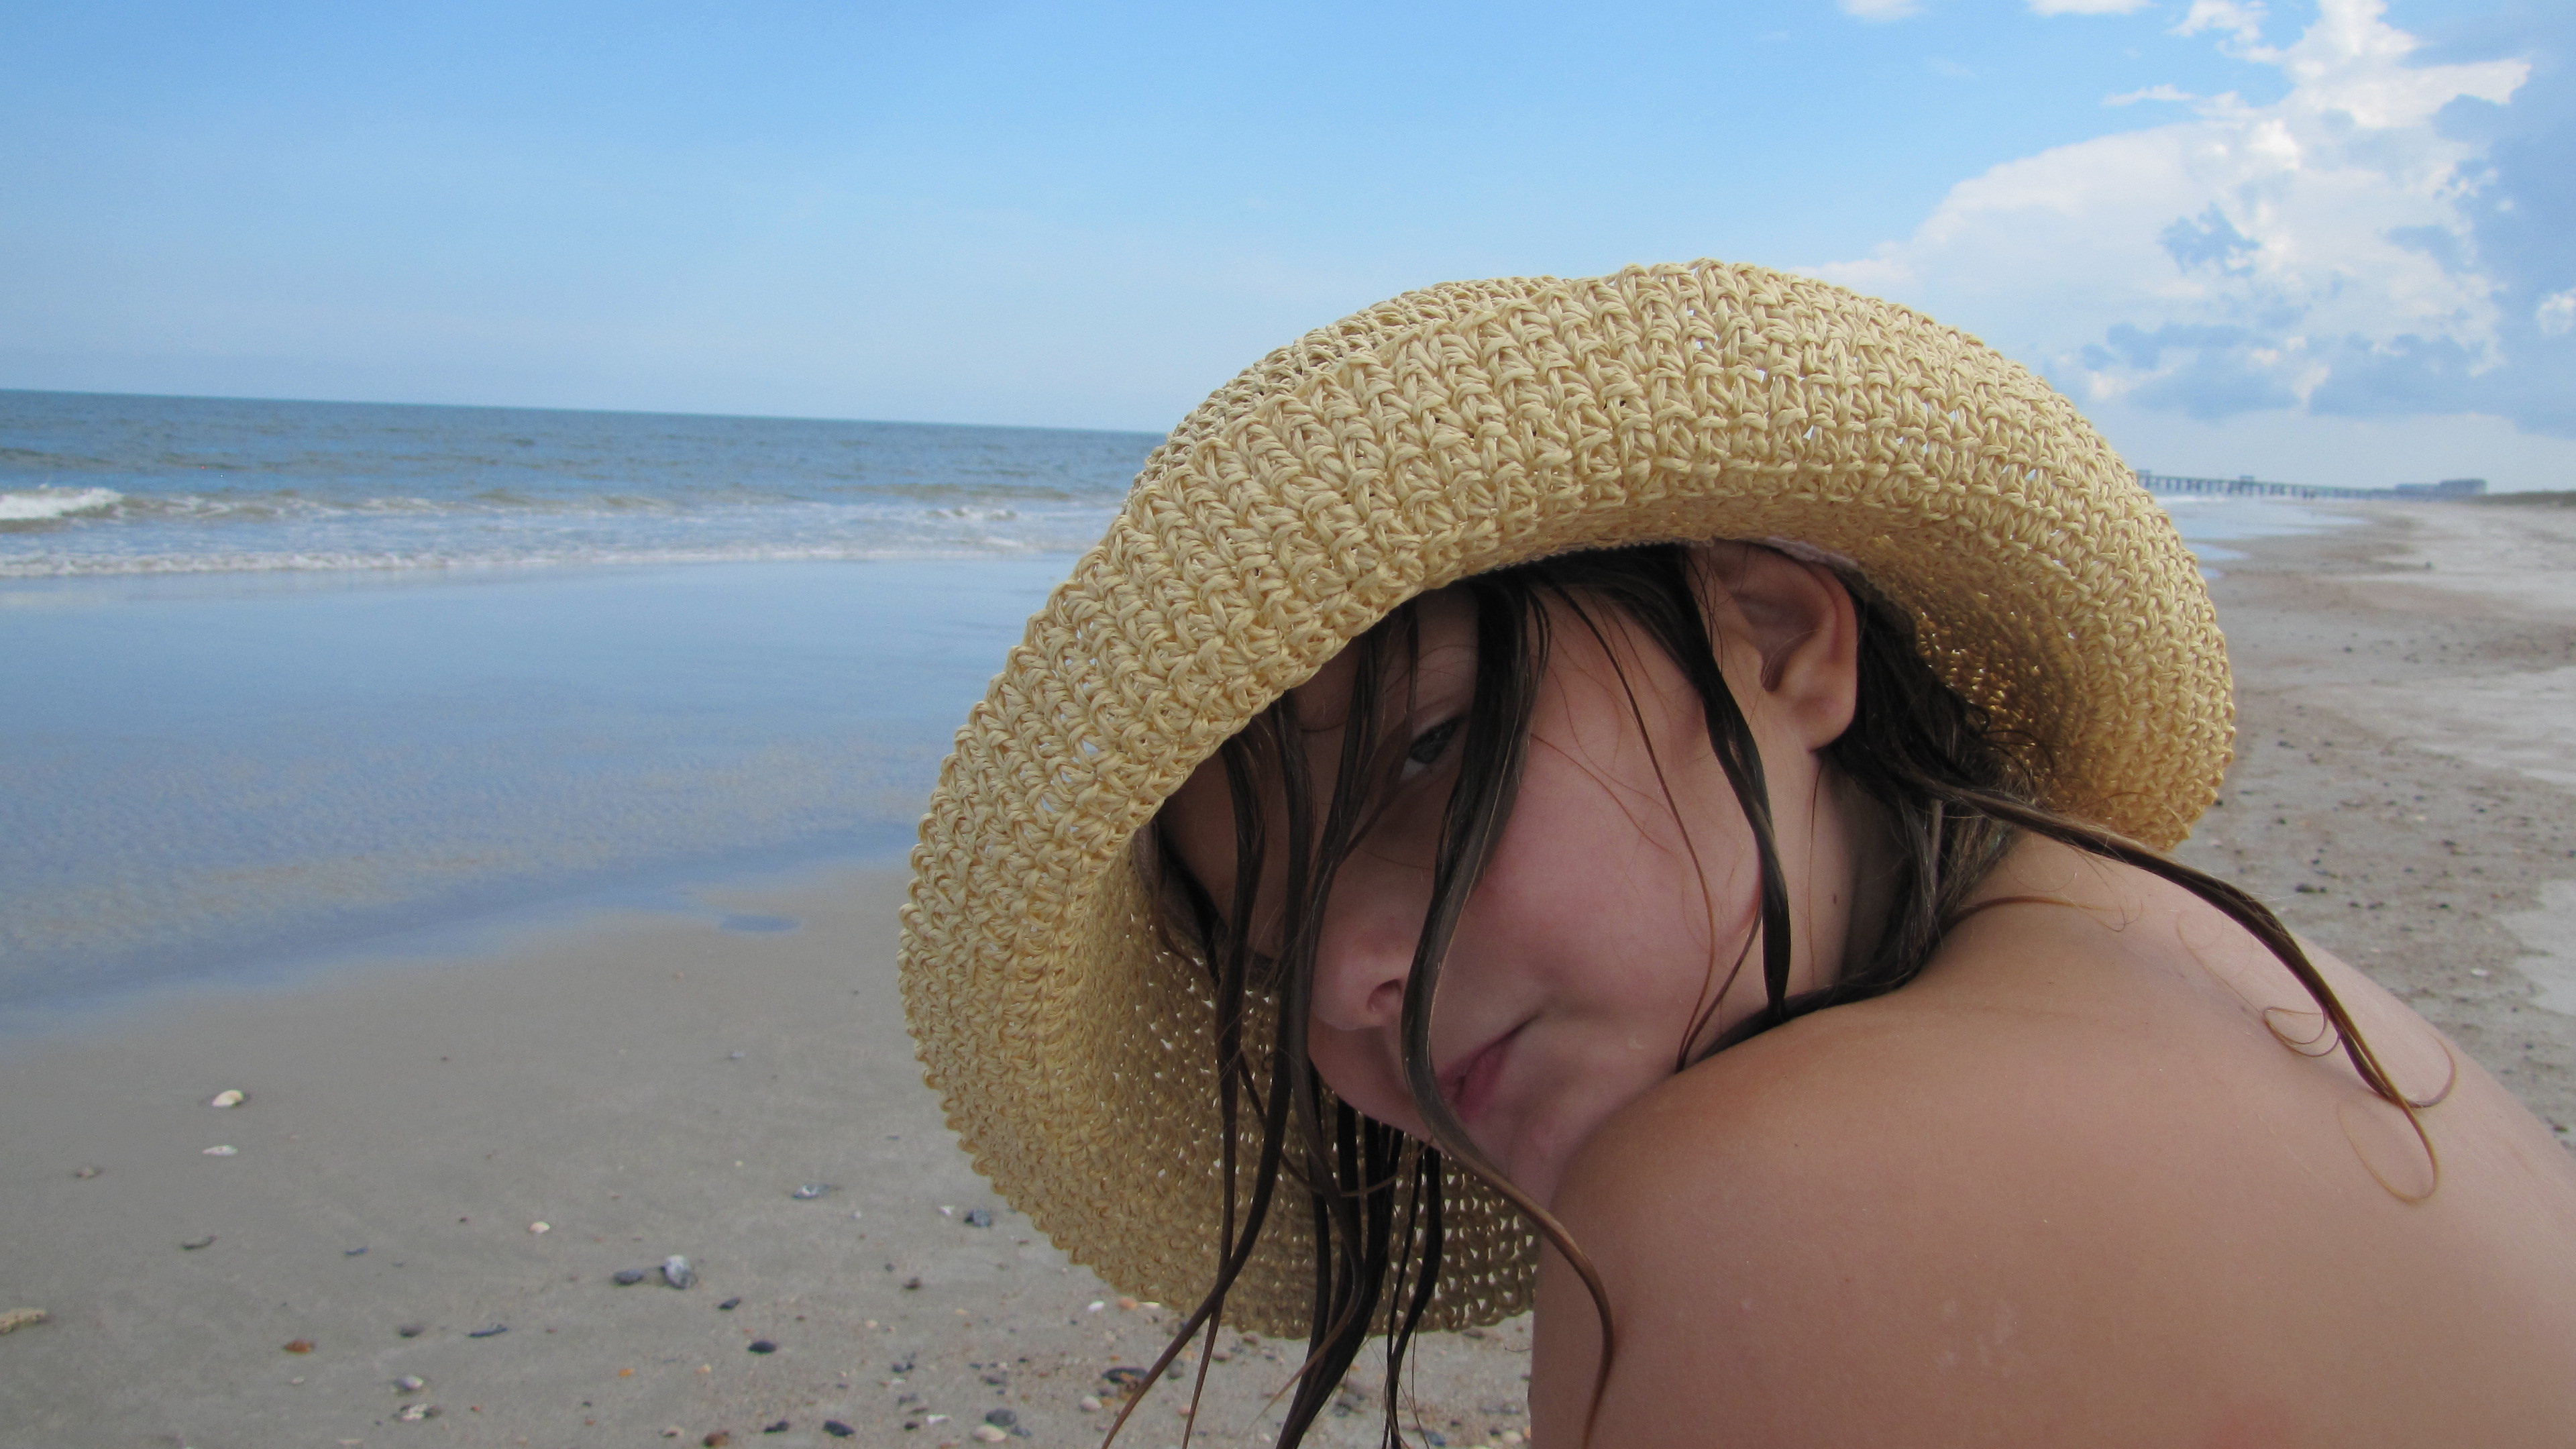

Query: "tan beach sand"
left=2174, top=500, right=2576, bottom=1138
left=0, top=871, right=1532, bottom=1449
left=5, top=498, right=2573, bottom=1447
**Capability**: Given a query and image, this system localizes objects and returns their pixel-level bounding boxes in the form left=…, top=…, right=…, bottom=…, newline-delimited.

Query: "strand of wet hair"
left=1378, top=1143, right=1445, bottom=1449
left=1248, top=637, right=1444, bottom=1448
left=1380, top=577, right=1630, bottom=1449
left=1529, top=547, right=1799, bottom=1030
left=1922, top=783, right=2443, bottom=1197
left=1291, top=637, right=1420, bottom=1439
left=1110, top=733, right=1307, bottom=1449
left=1120, top=666, right=1403, bottom=1449
left=1675, top=554, right=2438, bottom=1187
left=1525, top=574, right=1758, bottom=1067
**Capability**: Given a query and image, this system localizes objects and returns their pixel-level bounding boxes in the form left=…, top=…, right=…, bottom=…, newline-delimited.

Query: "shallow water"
left=2153, top=492, right=2365, bottom=561
left=0, top=558, right=1060, bottom=1011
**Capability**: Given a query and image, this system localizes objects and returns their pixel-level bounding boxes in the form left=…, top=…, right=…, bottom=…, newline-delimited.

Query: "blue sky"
left=2, top=0, right=2567, bottom=488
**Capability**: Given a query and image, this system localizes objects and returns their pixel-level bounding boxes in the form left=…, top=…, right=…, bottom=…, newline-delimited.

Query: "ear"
left=1693, top=542, right=1862, bottom=751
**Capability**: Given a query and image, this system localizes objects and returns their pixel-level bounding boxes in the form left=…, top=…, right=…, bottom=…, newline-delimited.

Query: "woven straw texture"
left=898, top=260, right=2233, bottom=1338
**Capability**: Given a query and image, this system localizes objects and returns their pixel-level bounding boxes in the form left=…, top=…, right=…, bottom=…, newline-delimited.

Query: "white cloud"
left=2174, top=0, right=2272, bottom=50
left=1839, top=0, right=1923, bottom=22
left=2030, top=0, right=2154, bottom=15
left=2105, top=84, right=2198, bottom=105
left=2542, top=290, right=2576, bottom=339
left=1812, top=0, right=2533, bottom=433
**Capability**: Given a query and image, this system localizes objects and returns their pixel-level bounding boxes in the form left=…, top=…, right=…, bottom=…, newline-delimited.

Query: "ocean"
left=0, top=390, right=1146, bottom=577
left=0, top=391, right=1153, bottom=1016
left=0, top=388, right=2351, bottom=1016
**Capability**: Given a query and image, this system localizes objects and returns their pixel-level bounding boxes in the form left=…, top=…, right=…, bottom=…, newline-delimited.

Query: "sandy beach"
left=5, top=499, right=2575, bottom=1448
left=2172, top=498, right=2576, bottom=1138
left=0, top=871, right=1533, bottom=1449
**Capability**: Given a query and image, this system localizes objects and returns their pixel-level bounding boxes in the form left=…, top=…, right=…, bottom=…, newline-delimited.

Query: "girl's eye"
left=1399, top=718, right=1462, bottom=781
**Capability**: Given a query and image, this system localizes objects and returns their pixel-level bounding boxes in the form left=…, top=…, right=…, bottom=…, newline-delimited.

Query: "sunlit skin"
left=1161, top=544, right=2576, bottom=1446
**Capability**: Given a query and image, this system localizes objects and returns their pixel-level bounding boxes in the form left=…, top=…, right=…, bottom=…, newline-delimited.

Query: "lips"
left=1437, top=1024, right=1521, bottom=1124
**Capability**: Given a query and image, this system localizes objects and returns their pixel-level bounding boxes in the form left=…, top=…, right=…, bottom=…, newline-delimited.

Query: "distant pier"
left=2138, top=471, right=2487, bottom=501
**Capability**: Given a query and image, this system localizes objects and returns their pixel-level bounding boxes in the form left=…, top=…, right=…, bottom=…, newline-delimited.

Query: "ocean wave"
left=0, top=483, right=1086, bottom=524
left=1, top=392, right=1159, bottom=579
left=0, top=537, right=1093, bottom=578
left=0, top=486, right=125, bottom=527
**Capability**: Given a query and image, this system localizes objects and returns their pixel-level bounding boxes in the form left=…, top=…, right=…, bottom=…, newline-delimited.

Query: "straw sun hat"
left=898, top=259, right=2231, bottom=1336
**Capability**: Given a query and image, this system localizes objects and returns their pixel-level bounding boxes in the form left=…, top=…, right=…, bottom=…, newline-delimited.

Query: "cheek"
left=1469, top=629, right=1793, bottom=1054
left=1476, top=764, right=1758, bottom=1000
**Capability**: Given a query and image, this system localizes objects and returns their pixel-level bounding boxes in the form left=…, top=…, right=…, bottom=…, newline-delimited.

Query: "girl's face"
left=1161, top=550, right=1874, bottom=1208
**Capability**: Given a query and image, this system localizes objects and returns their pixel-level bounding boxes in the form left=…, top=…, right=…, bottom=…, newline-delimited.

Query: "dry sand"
left=0, top=875, right=1530, bottom=1449
left=5, top=499, right=2575, bottom=1448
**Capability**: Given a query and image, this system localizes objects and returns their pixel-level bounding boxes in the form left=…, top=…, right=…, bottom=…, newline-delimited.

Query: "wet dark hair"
left=1126, top=542, right=2432, bottom=1449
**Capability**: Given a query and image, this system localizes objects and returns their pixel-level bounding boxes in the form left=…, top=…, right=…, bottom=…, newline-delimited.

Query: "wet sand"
left=2172, top=499, right=2576, bottom=1139
left=5, top=499, right=2573, bottom=1447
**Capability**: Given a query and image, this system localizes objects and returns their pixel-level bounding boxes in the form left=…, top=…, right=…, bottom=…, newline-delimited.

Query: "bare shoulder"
left=1528, top=861, right=2576, bottom=1448
left=1532, top=990, right=2200, bottom=1448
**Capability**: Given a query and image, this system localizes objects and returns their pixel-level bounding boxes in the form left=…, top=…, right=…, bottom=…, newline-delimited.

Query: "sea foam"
left=0, top=486, right=121, bottom=523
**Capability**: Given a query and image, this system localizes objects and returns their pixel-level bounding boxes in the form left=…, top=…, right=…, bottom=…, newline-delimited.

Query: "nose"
left=1308, top=868, right=1425, bottom=1034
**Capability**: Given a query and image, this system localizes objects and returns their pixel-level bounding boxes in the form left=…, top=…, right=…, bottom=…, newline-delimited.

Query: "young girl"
left=900, top=262, right=2576, bottom=1446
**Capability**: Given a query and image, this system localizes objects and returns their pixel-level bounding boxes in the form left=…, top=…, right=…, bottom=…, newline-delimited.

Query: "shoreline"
left=0, top=843, right=919, bottom=1047
left=2171, top=500, right=2576, bottom=1137
left=6, top=500, right=2575, bottom=1446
